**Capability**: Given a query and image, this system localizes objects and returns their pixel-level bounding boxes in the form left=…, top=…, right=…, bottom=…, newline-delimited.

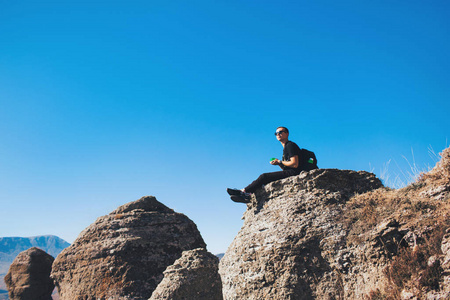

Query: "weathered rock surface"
left=51, top=196, right=206, bottom=300
left=149, top=248, right=222, bottom=300
left=425, top=228, right=450, bottom=300
left=440, top=230, right=450, bottom=297
left=219, top=169, right=383, bottom=299
left=4, top=247, right=54, bottom=300
left=219, top=147, right=450, bottom=299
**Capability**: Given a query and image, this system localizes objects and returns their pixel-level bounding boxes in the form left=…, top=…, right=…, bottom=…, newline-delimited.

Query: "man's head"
left=275, top=126, right=289, bottom=142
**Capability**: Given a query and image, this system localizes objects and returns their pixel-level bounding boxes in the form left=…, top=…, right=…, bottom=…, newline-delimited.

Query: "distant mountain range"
left=0, top=235, right=70, bottom=297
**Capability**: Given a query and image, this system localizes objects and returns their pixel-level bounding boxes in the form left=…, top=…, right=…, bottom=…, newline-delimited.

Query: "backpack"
left=299, top=148, right=318, bottom=171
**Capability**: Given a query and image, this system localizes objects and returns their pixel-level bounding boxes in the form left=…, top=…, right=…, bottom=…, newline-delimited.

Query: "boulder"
left=4, top=247, right=54, bottom=300
left=149, top=248, right=222, bottom=300
left=219, top=169, right=383, bottom=299
left=51, top=196, right=206, bottom=300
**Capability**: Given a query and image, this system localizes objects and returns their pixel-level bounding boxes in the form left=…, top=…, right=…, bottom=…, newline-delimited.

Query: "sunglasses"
left=274, top=131, right=286, bottom=136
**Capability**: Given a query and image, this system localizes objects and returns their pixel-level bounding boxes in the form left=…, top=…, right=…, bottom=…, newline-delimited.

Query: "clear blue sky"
left=1, top=1, right=449, bottom=254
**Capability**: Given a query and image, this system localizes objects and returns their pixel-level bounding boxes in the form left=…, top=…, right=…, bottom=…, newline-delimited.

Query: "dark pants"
left=244, top=169, right=300, bottom=193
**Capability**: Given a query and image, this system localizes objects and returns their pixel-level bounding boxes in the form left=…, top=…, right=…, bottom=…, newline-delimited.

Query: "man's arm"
left=271, top=156, right=299, bottom=169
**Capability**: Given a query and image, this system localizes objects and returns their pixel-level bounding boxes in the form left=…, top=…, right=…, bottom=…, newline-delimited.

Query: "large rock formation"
left=220, top=147, right=450, bottom=299
left=219, top=169, right=384, bottom=299
left=4, top=247, right=54, bottom=300
left=149, top=248, right=222, bottom=300
left=51, top=196, right=206, bottom=300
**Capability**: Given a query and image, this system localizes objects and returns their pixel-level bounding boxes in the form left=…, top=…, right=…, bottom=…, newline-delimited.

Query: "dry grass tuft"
left=344, top=147, right=450, bottom=245
left=114, top=213, right=125, bottom=219
left=344, top=184, right=442, bottom=246
left=345, top=147, right=450, bottom=299
left=422, top=147, right=450, bottom=185
left=365, top=288, right=396, bottom=300
left=367, top=220, right=448, bottom=299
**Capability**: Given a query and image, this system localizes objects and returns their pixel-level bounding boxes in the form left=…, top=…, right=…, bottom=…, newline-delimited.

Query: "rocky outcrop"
left=219, top=147, right=450, bottom=299
left=149, top=248, right=222, bottom=300
left=51, top=196, right=206, bottom=300
left=219, top=169, right=383, bottom=299
left=4, top=247, right=54, bottom=300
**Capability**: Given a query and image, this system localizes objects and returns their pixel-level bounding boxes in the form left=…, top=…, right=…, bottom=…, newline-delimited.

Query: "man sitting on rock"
left=227, top=126, right=317, bottom=203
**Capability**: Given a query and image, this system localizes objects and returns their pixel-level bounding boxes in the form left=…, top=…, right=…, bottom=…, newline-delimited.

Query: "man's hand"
left=270, top=159, right=282, bottom=165
left=270, top=156, right=299, bottom=168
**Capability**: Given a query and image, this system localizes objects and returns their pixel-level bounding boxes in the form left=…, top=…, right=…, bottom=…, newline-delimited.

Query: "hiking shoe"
left=230, top=195, right=250, bottom=204
left=227, top=188, right=243, bottom=196
left=241, top=192, right=251, bottom=200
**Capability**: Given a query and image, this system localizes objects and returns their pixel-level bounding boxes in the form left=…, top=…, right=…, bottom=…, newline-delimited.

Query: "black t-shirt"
left=282, top=140, right=302, bottom=171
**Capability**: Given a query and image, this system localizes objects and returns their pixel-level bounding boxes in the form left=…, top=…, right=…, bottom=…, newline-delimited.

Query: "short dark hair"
left=277, top=126, right=289, bottom=134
